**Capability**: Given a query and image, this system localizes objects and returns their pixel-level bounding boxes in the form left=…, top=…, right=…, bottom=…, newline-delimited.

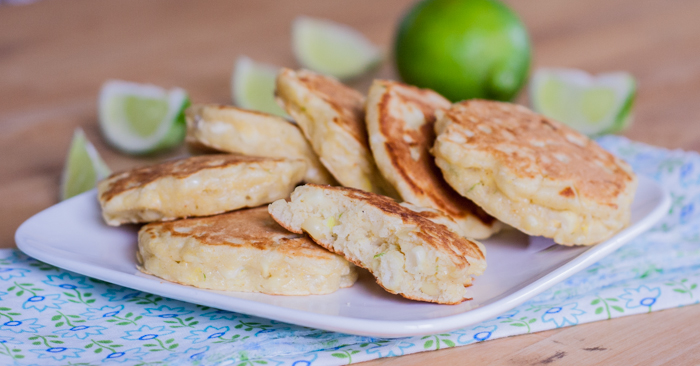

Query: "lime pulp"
left=232, top=56, right=288, bottom=117
left=293, top=16, right=382, bottom=80
left=123, top=96, right=169, bottom=137
left=530, top=68, right=636, bottom=136
left=60, top=128, right=111, bottom=200
left=98, top=80, right=189, bottom=155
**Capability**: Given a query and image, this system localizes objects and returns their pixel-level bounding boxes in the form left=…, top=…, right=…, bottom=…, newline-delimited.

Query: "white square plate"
left=15, top=176, right=669, bottom=338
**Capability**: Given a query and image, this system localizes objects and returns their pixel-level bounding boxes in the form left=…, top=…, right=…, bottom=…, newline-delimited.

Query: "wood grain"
left=1, top=0, right=699, bottom=364
left=364, top=305, right=700, bottom=365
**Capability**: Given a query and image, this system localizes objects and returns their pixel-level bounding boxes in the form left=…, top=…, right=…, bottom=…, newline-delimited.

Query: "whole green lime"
left=395, top=0, right=531, bottom=102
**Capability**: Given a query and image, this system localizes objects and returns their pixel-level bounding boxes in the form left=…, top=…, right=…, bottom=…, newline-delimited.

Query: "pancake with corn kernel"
left=185, top=104, right=336, bottom=185
left=268, top=184, right=486, bottom=304
left=432, top=100, right=637, bottom=245
left=366, top=80, right=501, bottom=239
left=98, top=155, right=306, bottom=226
left=138, top=207, right=357, bottom=295
left=275, top=68, right=397, bottom=198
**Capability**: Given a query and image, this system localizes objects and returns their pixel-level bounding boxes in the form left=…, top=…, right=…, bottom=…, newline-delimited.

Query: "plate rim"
left=15, top=175, right=670, bottom=338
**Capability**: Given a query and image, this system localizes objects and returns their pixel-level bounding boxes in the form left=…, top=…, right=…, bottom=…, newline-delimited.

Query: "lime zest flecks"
left=325, top=216, right=339, bottom=229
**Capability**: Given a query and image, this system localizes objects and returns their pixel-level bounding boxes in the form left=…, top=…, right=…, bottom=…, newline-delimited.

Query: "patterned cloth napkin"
left=2, top=136, right=699, bottom=366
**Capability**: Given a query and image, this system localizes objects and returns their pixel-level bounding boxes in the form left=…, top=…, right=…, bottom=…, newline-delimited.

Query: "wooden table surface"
left=2, top=0, right=699, bottom=364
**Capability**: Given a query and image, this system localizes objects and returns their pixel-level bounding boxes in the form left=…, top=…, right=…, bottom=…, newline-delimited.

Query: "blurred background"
left=1, top=0, right=699, bottom=249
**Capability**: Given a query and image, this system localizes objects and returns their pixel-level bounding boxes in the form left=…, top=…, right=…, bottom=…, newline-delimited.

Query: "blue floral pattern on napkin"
left=3, top=136, right=700, bottom=365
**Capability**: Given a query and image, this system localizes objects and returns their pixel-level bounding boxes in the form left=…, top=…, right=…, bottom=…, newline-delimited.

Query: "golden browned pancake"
left=268, top=184, right=486, bottom=304
left=432, top=100, right=638, bottom=245
left=138, top=207, right=357, bottom=295
left=98, top=155, right=306, bottom=226
left=366, top=80, right=501, bottom=239
left=185, top=104, right=336, bottom=185
left=275, top=68, right=398, bottom=198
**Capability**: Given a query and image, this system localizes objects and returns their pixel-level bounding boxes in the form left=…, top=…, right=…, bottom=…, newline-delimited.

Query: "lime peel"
left=98, top=80, right=189, bottom=155
left=232, top=56, right=288, bottom=118
left=394, top=0, right=531, bottom=102
left=293, top=16, right=382, bottom=80
left=530, top=68, right=636, bottom=136
left=60, top=128, right=111, bottom=201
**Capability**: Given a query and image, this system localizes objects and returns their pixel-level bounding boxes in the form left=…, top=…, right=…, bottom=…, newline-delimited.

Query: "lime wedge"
left=99, top=80, right=190, bottom=154
left=530, top=68, right=635, bottom=136
left=232, top=56, right=288, bottom=117
left=60, top=128, right=111, bottom=200
left=293, top=16, right=382, bottom=80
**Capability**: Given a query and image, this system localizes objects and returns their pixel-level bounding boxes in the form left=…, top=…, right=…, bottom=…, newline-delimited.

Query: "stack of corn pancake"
left=97, top=69, right=637, bottom=305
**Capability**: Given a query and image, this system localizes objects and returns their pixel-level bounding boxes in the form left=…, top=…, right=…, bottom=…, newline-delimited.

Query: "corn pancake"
left=275, top=68, right=398, bottom=198
left=366, top=80, right=501, bottom=239
left=185, top=104, right=336, bottom=185
left=268, top=184, right=486, bottom=304
left=98, top=155, right=306, bottom=226
left=433, top=100, right=637, bottom=245
left=138, top=207, right=357, bottom=295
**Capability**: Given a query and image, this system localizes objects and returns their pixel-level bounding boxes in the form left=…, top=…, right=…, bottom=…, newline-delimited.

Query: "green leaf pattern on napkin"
left=2, top=136, right=700, bottom=365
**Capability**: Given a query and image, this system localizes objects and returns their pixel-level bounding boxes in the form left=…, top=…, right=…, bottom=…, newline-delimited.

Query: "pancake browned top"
left=276, top=68, right=368, bottom=148
left=100, top=155, right=277, bottom=203
left=367, top=80, right=496, bottom=226
left=275, top=69, right=398, bottom=197
left=284, top=184, right=486, bottom=267
left=141, top=207, right=333, bottom=259
left=438, top=100, right=635, bottom=206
